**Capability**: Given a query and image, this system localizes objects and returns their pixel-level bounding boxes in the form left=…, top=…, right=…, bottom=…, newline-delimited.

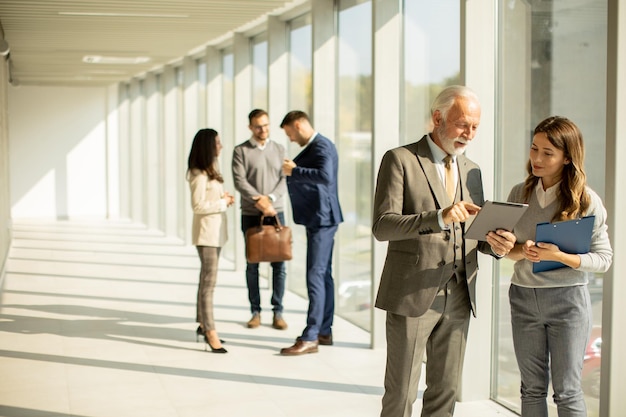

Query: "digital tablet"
left=464, top=201, right=528, bottom=241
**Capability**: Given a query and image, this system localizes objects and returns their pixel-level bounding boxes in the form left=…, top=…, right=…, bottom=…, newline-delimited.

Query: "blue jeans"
left=241, top=213, right=286, bottom=314
left=509, top=284, right=591, bottom=417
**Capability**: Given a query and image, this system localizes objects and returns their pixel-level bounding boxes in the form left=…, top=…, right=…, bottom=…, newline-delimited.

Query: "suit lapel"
left=415, top=136, right=449, bottom=208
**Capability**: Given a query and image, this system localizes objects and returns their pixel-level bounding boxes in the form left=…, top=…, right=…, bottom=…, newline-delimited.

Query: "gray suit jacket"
left=372, top=135, right=494, bottom=317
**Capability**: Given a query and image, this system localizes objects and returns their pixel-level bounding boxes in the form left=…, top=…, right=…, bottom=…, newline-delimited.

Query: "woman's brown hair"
left=522, top=116, right=590, bottom=221
left=187, top=128, right=223, bottom=183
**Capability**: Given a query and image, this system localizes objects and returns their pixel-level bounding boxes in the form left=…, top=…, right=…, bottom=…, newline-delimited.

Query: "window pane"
left=495, top=1, right=607, bottom=415
left=403, top=0, right=460, bottom=144
left=336, top=0, right=372, bottom=331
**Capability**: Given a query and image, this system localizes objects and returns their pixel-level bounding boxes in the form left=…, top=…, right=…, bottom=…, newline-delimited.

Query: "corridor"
left=0, top=219, right=517, bottom=417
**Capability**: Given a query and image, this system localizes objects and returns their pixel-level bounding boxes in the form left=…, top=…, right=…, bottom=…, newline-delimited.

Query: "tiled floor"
left=0, top=219, right=519, bottom=417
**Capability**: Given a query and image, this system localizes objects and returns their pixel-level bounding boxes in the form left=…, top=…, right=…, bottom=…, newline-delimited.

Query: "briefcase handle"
left=260, top=215, right=284, bottom=231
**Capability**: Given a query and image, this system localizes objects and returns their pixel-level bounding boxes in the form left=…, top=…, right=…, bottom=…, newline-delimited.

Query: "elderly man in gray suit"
left=372, top=85, right=516, bottom=417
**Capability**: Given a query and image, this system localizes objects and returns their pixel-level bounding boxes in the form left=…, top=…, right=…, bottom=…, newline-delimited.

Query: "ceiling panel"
left=0, top=0, right=296, bottom=86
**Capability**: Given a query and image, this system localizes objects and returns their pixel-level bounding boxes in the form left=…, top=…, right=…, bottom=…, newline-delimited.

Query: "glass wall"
left=286, top=13, right=312, bottom=299
left=104, top=6, right=624, bottom=407
left=402, top=0, right=460, bottom=144
left=251, top=33, right=268, bottom=110
left=494, top=1, right=608, bottom=415
left=336, top=0, right=373, bottom=330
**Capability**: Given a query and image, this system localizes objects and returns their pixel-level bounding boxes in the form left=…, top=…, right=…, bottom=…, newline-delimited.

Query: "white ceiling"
left=0, top=0, right=299, bottom=87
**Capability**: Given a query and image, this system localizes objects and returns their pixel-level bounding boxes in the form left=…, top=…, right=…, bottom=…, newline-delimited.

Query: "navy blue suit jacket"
left=287, top=134, right=343, bottom=228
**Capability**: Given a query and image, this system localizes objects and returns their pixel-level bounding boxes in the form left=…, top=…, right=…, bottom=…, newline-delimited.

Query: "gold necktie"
left=444, top=155, right=455, bottom=201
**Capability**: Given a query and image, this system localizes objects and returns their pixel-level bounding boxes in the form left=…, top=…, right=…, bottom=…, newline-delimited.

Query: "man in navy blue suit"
left=279, top=110, right=343, bottom=356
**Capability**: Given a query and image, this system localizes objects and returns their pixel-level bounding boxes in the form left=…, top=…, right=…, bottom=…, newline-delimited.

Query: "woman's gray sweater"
left=507, top=183, right=613, bottom=288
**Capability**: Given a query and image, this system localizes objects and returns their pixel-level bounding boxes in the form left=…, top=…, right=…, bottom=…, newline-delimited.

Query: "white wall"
left=8, top=85, right=111, bottom=219
left=0, top=53, right=11, bottom=274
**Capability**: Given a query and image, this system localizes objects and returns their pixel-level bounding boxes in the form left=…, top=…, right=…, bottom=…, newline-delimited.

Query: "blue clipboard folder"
left=532, top=215, right=595, bottom=273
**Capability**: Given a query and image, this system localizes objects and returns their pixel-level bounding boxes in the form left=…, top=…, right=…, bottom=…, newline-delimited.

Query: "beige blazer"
left=372, top=136, right=494, bottom=317
left=188, top=168, right=228, bottom=247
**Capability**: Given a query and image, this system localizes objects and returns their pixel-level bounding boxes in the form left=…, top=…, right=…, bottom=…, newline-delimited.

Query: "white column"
left=129, top=79, right=146, bottom=224
left=234, top=33, right=252, bottom=141
left=206, top=46, right=223, bottom=131
left=372, top=0, right=402, bottom=349
left=459, top=0, right=497, bottom=401
left=232, top=32, right=253, bottom=271
left=144, top=73, right=162, bottom=231
left=162, top=66, right=181, bottom=238
left=182, top=57, right=200, bottom=243
left=105, top=84, right=120, bottom=219
left=197, top=56, right=207, bottom=130
left=183, top=56, right=200, bottom=154
left=267, top=15, right=289, bottom=148
left=311, top=0, right=336, bottom=136
left=117, top=83, right=131, bottom=220
left=601, top=1, right=626, bottom=415
left=0, top=54, right=10, bottom=270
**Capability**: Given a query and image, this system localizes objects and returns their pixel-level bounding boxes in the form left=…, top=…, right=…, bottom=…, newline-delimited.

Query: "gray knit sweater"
left=232, top=139, right=287, bottom=215
left=507, top=183, right=613, bottom=288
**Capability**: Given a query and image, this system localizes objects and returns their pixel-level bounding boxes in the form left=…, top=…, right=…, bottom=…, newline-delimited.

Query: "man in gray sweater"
left=232, top=109, right=288, bottom=330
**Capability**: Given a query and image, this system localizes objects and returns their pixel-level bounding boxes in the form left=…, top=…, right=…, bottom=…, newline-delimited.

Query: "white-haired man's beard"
left=435, top=123, right=468, bottom=156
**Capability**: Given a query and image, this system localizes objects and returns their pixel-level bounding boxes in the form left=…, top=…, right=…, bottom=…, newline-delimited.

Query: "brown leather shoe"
left=280, top=339, right=319, bottom=356
left=272, top=314, right=288, bottom=330
left=247, top=313, right=261, bottom=328
left=318, top=334, right=333, bottom=345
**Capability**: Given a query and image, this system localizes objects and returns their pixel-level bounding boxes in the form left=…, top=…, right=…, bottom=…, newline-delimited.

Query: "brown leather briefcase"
left=245, top=216, right=293, bottom=263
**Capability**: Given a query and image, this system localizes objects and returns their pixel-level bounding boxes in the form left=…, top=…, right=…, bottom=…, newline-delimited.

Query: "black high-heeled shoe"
left=204, top=334, right=227, bottom=354
left=196, top=326, right=225, bottom=344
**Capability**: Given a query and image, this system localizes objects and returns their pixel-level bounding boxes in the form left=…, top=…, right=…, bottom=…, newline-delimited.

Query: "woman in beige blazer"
left=187, top=128, right=234, bottom=353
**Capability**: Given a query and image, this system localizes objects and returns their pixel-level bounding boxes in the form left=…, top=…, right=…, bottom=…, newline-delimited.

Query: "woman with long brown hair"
left=505, top=116, right=613, bottom=416
left=187, top=128, right=234, bottom=353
